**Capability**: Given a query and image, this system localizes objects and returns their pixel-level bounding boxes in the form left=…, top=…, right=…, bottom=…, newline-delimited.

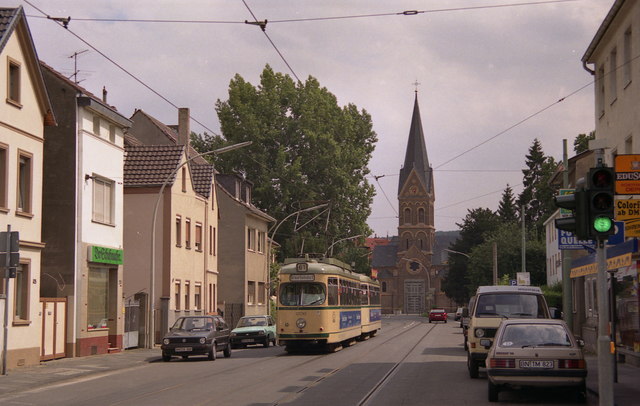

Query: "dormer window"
left=245, top=185, right=251, bottom=203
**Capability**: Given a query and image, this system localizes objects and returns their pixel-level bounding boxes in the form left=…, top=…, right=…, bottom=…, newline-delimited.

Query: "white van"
left=466, top=285, right=560, bottom=378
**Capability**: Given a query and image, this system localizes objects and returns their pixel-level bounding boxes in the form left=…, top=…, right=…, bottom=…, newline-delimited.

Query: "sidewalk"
left=0, top=348, right=161, bottom=397
left=585, top=354, right=640, bottom=406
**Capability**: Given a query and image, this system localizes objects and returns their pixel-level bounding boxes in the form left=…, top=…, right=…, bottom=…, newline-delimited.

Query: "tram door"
left=404, top=280, right=425, bottom=314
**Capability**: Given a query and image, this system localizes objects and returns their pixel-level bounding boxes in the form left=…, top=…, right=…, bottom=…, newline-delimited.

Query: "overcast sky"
left=12, top=0, right=614, bottom=235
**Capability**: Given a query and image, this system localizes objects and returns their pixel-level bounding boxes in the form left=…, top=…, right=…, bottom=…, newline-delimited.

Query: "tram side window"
left=370, top=286, right=380, bottom=305
left=360, top=284, right=369, bottom=305
left=328, top=278, right=339, bottom=305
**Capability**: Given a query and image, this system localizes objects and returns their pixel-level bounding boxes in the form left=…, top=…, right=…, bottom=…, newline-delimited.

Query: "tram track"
left=270, top=317, right=436, bottom=406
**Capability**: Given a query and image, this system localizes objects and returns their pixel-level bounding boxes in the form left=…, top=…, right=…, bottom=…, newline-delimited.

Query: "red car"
left=429, top=308, right=447, bottom=323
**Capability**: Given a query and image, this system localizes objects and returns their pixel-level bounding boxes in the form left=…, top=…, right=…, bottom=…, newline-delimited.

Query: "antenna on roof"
left=68, top=49, right=89, bottom=84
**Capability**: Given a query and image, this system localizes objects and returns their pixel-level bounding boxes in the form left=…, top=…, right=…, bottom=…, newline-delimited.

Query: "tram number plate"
left=519, top=360, right=553, bottom=369
left=175, top=347, right=192, bottom=352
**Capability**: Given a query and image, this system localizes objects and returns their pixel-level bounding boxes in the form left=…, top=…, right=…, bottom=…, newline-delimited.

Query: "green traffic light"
left=593, top=216, right=613, bottom=233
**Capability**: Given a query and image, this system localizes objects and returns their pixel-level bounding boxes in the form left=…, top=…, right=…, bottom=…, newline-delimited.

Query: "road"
left=2, top=315, right=594, bottom=405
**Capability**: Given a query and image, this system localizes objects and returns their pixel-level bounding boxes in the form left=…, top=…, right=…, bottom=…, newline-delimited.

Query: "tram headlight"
left=475, top=328, right=485, bottom=338
left=296, top=318, right=307, bottom=329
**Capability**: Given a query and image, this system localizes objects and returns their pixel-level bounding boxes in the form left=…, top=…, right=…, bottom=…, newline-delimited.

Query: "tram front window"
left=280, top=283, right=326, bottom=306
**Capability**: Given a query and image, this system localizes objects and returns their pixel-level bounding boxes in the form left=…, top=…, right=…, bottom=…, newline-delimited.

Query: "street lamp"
left=443, top=248, right=470, bottom=259
left=147, top=141, right=252, bottom=348
left=265, top=203, right=330, bottom=315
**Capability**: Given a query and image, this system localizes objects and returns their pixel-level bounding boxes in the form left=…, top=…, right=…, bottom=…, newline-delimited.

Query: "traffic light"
left=554, top=189, right=589, bottom=240
left=587, top=166, right=615, bottom=239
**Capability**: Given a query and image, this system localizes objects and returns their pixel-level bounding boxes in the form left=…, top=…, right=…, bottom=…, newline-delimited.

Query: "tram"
left=277, top=256, right=381, bottom=352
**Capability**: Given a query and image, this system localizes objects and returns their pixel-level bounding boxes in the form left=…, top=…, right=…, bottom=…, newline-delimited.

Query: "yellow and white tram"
left=277, top=257, right=381, bottom=352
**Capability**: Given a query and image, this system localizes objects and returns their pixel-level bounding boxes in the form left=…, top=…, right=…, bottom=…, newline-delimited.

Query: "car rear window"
left=499, top=324, right=571, bottom=348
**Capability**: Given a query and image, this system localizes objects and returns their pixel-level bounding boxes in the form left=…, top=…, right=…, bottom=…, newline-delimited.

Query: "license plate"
left=519, top=360, right=553, bottom=369
left=241, top=339, right=254, bottom=343
left=175, top=347, right=192, bottom=352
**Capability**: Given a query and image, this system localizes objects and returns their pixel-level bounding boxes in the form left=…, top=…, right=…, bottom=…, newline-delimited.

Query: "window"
left=209, top=226, right=213, bottom=255
left=17, top=152, right=32, bottom=214
left=625, top=135, right=633, bottom=154
left=195, top=223, right=202, bottom=251
left=258, top=282, right=266, bottom=304
left=248, top=281, right=255, bottom=304
left=181, top=168, right=187, bottom=192
left=93, top=115, right=100, bottom=136
left=7, top=58, right=21, bottom=105
left=175, top=281, right=181, bottom=310
left=382, top=281, right=387, bottom=293
left=184, top=282, right=190, bottom=311
left=610, top=48, right=617, bottom=103
left=13, top=262, right=29, bottom=321
left=185, top=218, right=191, bottom=249
left=624, top=27, right=632, bottom=86
left=597, top=66, right=605, bottom=117
left=257, top=231, right=265, bottom=253
left=403, top=208, right=411, bottom=224
left=87, top=267, right=108, bottom=329
left=328, top=278, right=339, bottom=305
left=247, top=228, right=255, bottom=251
left=92, top=177, right=114, bottom=224
left=109, top=124, right=116, bottom=143
left=194, top=284, right=202, bottom=310
left=0, top=144, right=7, bottom=208
left=175, top=216, right=182, bottom=247
left=418, top=208, right=425, bottom=224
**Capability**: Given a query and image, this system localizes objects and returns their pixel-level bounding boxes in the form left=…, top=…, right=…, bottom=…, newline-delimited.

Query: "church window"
left=382, top=281, right=387, bottom=292
left=418, top=208, right=425, bottom=224
left=403, top=208, right=411, bottom=224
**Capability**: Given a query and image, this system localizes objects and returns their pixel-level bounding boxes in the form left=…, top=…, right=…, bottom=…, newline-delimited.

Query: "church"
left=371, top=94, right=457, bottom=314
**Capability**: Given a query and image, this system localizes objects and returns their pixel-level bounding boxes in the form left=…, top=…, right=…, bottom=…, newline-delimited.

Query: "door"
left=124, top=298, right=140, bottom=349
left=40, top=298, right=66, bottom=361
left=404, top=280, right=425, bottom=314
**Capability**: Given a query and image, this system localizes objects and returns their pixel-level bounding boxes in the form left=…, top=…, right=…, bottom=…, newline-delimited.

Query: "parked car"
left=428, top=308, right=447, bottom=323
left=161, top=315, right=231, bottom=361
left=230, top=315, right=277, bottom=348
left=482, top=319, right=587, bottom=403
left=454, top=307, right=464, bottom=321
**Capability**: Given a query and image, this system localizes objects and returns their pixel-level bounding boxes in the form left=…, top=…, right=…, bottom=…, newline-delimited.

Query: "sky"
left=10, top=0, right=615, bottom=235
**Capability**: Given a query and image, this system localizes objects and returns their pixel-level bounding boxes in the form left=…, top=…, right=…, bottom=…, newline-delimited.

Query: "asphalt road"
left=2, top=315, right=596, bottom=406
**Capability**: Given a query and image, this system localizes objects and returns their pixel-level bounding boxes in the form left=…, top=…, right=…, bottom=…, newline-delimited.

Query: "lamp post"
left=147, top=141, right=251, bottom=349
left=265, top=203, right=329, bottom=315
left=443, top=248, right=470, bottom=259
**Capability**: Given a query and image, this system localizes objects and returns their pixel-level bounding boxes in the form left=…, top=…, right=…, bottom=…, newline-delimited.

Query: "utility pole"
left=561, top=139, right=574, bottom=331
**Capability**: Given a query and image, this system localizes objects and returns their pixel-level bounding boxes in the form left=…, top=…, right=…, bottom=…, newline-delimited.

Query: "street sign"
left=516, top=272, right=530, bottom=286
left=558, top=188, right=574, bottom=216
left=614, top=154, right=640, bottom=194
left=607, top=221, right=625, bottom=244
left=557, top=230, right=596, bottom=250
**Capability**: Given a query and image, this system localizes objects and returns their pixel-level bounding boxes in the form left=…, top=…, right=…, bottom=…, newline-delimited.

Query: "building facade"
left=123, top=108, right=218, bottom=345
left=40, top=62, right=131, bottom=358
left=216, top=174, right=274, bottom=327
left=0, top=6, right=55, bottom=370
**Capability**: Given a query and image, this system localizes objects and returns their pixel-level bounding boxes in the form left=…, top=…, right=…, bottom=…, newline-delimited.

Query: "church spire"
left=398, top=94, right=432, bottom=194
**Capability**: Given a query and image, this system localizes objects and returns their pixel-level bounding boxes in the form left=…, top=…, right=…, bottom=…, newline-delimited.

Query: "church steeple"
left=398, top=94, right=432, bottom=194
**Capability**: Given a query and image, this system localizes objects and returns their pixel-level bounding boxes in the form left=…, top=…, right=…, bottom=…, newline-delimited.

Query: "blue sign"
left=510, top=279, right=517, bottom=286
left=557, top=230, right=596, bottom=250
left=369, top=309, right=382, bottom=322
left=339, top=311, right=362, bottom=329
left=607, top=221, right=625, bottom=245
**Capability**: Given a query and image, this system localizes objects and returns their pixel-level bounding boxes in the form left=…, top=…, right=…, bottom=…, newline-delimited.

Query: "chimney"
left=102, top=86, right=108, bottom=103
left=178, top=107, right=190, bottom=155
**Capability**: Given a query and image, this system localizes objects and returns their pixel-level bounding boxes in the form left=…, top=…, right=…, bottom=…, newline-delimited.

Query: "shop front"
left=571, top=239, right=639, bottom=366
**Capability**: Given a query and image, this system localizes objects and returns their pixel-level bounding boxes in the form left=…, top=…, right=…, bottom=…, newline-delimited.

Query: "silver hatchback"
left=482, top=319, right=587, bottom=403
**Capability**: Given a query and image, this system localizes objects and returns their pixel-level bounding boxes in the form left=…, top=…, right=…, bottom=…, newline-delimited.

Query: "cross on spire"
left=412, top=80, right=421, bottom=94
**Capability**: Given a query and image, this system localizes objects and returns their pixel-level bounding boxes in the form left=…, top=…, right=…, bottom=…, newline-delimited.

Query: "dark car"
left=161, top=315, right=231, bottom=362
left=428, top=308, right=447, bottom=323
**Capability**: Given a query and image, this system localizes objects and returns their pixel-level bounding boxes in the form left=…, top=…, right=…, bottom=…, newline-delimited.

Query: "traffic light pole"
left=596, top=238, right=614, bottom=406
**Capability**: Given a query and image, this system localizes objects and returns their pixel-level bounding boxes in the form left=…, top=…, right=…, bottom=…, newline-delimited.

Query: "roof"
left=216, top=181, right=275, bottom=222
left=399, top=94, right=432, bottom=194
left=371, top=244, right=399, bottom=268
left=582, top=0, right=626, bottom=64
left=1, top=6, right=56, bottom=126
left=191, top=163, right=216, bottom=199
left=123, top=145, right=185, bottom=187
left=476, top=285, right=543, bottom=294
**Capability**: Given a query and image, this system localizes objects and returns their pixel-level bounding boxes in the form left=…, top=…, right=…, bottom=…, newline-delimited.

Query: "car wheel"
left=429, top=320, right=432, bottom=323
left=223, top=343, right=232, bottom=358
left=208, top=343, right=217, bottom=361
left=467, top=352, right=479, bottom=379
left=263, top=338, right=269, bottom=348
left=488, top=380, right=499, bottom=402
left=162, top=353, right=171, bottom=362
left=445, top=319, right=447, bottom=323
left=464, top=336, right=468, bottom=351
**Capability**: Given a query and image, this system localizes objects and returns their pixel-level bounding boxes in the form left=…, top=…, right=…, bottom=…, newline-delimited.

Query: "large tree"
left=497, top=184, right=518, bottom=224
left=574, top=131, right=595, bottom=154
left=195, top=65, right=377, bottom=262
left=517, top=139, right=558, bottom=237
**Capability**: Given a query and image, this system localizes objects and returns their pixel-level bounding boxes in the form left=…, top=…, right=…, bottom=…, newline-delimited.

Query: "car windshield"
left=237, top=317, right=267, bottom=327
left=475, top=293, right=546, bottom=318
left=171, top=317, right=213, bottom=332
left=499, top=324, right=572, bottom=348
left=279, top=282, right=326, bottom=306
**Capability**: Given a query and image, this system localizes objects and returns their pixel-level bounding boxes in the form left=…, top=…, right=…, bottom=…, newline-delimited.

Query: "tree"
left=194, top=65, right=377, bottom=261
left=574, top=131, right=595, bottom=154
left=442, top=208, right=501, bottom=303
left=517, top=139, right=557, bottom=237
left=497, top=184, right=518, bottom=224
